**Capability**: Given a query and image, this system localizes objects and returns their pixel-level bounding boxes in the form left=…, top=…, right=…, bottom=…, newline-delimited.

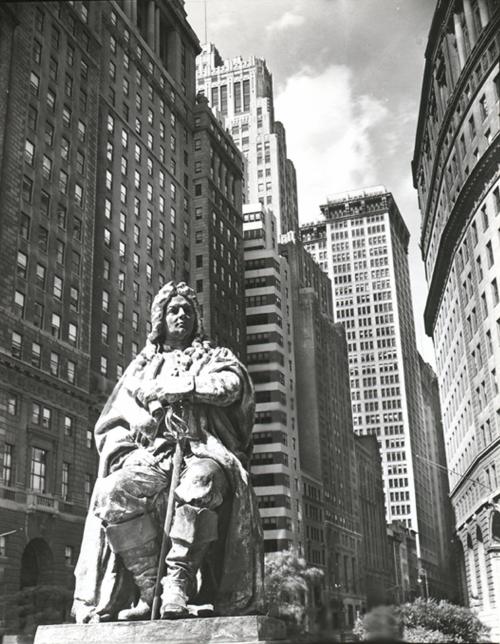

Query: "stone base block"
left=33, top=615, right=287, bottom=644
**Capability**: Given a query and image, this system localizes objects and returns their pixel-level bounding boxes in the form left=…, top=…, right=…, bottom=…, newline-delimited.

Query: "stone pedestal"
left=33, top=615, right=287, bottom=644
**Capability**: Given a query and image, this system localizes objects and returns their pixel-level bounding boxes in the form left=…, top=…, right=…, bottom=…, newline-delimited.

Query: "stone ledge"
left=33, top=615, right=287, bottom=644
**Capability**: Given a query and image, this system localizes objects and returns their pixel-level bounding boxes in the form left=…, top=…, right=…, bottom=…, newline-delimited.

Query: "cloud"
left=274, top=65, right=390, bottom=220
left=266, top=11, right=305, bottom=33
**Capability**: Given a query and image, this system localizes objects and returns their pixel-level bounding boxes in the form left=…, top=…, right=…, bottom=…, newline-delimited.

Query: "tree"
left=2, top=585, right=73, bottom=637
left=264, top=549, right=323, bottom=635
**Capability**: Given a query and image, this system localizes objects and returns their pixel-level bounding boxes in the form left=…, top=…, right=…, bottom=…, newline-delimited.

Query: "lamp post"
left=418, top=567, right=429, bottom=600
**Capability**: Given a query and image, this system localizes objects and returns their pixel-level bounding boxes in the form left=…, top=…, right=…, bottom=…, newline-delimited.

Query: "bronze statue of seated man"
left=72, top=282, right=263, bottom=623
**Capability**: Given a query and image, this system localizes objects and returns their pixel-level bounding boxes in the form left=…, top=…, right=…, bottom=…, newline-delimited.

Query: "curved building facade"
left=412, top=0, right=499, bottom=634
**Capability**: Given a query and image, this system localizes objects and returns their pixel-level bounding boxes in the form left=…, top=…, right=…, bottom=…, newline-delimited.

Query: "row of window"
left=10, top=331, right=78, bottom=384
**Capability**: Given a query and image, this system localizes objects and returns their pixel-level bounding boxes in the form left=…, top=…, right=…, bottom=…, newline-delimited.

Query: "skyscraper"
left=91, top=0, right=200, bottom=398
left=412, top=0, right=499, bottom=631
left=280, top=233, right=364, bottom=629
left=243, top=203, right=302, bottom=553
left=300, top=187, right=448, bottom=597
left=0, top=0, right=203, bottom=617
left=418, top=355, right=456, bottom=600
left=191, top=93, right=245, bottom=357
left=196, top=43, right=299, bottom=236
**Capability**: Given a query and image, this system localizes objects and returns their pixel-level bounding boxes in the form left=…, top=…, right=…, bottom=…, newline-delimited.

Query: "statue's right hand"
left=132, top=416, right=160, bottom=447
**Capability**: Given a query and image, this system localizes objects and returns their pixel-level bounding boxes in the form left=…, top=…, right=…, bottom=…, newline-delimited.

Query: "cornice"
left=419, top=33, right=499, bottom=255
left=450, top=435, right=500, bottom=500
left=412, top=11, right=499, bottom=199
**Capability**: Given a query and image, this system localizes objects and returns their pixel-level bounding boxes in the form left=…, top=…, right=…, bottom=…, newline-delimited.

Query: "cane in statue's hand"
left=151, top=405, right=188, bottom=621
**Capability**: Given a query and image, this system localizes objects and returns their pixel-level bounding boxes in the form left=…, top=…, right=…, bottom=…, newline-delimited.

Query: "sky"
left=185, top=0, right=437, bottom=366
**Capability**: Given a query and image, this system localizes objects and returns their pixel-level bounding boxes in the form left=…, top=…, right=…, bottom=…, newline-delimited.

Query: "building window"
left=65, top=545, right=74, bottom=566
left=62, top=106, right=72, bottom=128
left=51, top=312, right=61, bottom=338
left=84, top=474, right=92, bottom=506
left=62, top=462, right=70, bottom=500
left=100, top=356, right=108, bottom=376
left=75, top=183, right=83, bottom=207
left=33, top=298, right=43, bottom=327
left=25, top=140, right=35, bottom=166
left=59, top=170, right=68, bottom=194
left=78, top=120, right=86, bottom=142
left=22, top=177, right=33, bottom=204
left=31, top=341, right=41, bottom=368
left=102, top=290, right=110, bottom=312
left=30, top=447, right=47, bottom=492
left=40, top=406, right=50, bottom=429
left=7, top=394, right=18, bottom=416
left=70, top=287, right=79, bottom=312
left=67, top=360, right=76, bottom=384
left=49, top=351, right=59, bottom=376
left=30, top=72, right=40, bottom=95
left=53, top=275, right=63, bottom=300
left=492, top=279, right=499, bottom=306
left=2, top=444, right=14, bottom=486
left=14, top=291, right=25, bottom=317
left=16, top=251, right=28, bottom=279
left=101, top=322, right=109, bottom=343
left=38, top=226, right=48, bottom=252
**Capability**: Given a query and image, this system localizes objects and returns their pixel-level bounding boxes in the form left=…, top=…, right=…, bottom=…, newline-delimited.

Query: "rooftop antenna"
left=204, top=0, right=208, bottom=44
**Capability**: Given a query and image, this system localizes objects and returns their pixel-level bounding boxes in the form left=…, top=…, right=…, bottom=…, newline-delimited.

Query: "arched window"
left=491, top=511, right=500, bottom=542
left=476, top=527, right=490, bottom=608
left=467, top=532, right=479, bottom=599
left=490, top=510, right=500, bottom=606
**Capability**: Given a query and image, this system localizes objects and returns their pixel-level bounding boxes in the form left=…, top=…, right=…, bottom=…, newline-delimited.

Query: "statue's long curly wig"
left=147, top=281, right=205, bottom=350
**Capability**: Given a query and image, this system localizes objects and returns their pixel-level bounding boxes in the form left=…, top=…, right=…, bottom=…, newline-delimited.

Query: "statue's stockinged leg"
left=161, top=504, right=218, bottom=618
left=105, top=513, right=159, bottom=620
left=161, top=456, right=227, bottom=619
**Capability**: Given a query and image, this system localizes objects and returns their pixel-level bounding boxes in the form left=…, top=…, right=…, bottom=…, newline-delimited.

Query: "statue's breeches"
left=92, top=448, right=227, bottom=526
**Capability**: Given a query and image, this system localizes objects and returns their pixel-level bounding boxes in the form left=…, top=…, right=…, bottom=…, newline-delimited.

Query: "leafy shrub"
left=399, top=598, right=488, bottom=643
left=354, top=598, right=488, bottom=643
left=353, top=605, right=403, bottom=641
left=4, top=585, right=73, bottom=636
left=404, top=626, right=456, bottom=642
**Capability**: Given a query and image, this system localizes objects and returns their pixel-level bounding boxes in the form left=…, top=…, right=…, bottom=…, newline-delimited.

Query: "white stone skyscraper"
left=196, top=43, right=299, bottom=237
left=412, top=0, right=499, bottom=633
left=300, top=186, right=450, bottom=598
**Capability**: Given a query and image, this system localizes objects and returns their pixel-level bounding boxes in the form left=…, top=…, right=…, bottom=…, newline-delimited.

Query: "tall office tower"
left=419, top=356, right=457, bottom=600
left=243, top=203, right=302, bottom=554
left=191, top=94, right=245, bottom=357
left=354, top=434, right=392, bottom=609
left=412, top=0, right=499, bottom=630
left=280, top=234, right=364, bottom=630
left=91, top=0, right=200, bottom=398
left=0, top=0, right=202, bottom=616
left=196, top=43, right=299, bottom=236
left=300, top=187, right=444, bottom=597
left=0, top=1, right=100, bottom=604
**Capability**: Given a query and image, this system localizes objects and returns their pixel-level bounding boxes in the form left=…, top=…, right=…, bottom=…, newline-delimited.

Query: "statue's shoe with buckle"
left=161, top=587, right=190, bottom=619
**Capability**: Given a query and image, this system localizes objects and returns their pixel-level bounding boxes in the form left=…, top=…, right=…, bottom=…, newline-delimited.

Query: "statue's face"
left=163, top=294, right=196, bottom=346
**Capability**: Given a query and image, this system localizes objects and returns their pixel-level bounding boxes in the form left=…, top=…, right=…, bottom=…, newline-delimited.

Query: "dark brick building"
left=354, top=434, right=392, bottom=608
left=0, top=0, right=205, bottom=632
left=191, top=94, right=245, bottom=358
left=279, top=234, right=364, bottom=630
